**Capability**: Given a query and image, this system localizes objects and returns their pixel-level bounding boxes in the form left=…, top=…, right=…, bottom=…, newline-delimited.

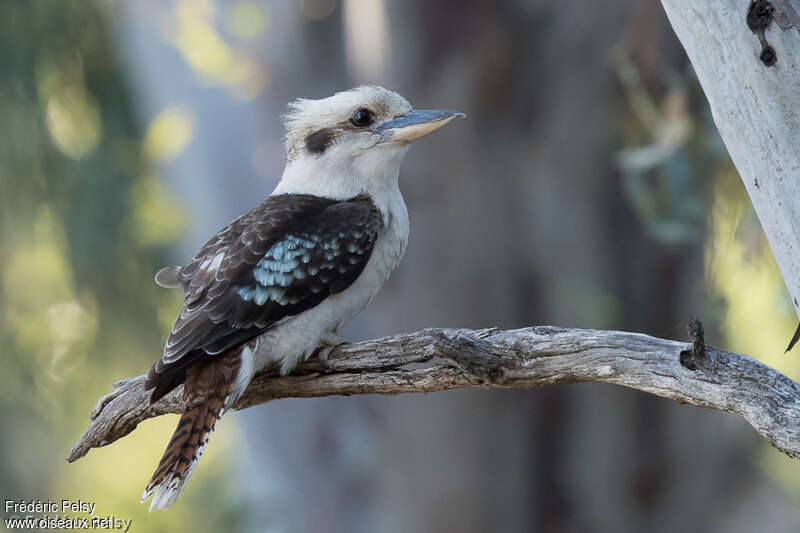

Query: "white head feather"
left=281, top=85, right=412, bottom=159
left=274, top=86, right=414, bottom=204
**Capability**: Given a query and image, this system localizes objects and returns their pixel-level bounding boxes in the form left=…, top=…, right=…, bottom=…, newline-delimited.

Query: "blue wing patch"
left=236, top=227, right=373, bottom=307
left=238, top=235, right=319, bottom=305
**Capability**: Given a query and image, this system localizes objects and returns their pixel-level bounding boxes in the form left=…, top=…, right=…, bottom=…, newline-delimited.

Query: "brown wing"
left=145, top=193, right=383, bottom=401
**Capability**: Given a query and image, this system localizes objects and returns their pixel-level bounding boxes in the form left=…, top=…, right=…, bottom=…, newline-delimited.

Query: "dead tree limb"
left=69, top=326, right=800, bottom=462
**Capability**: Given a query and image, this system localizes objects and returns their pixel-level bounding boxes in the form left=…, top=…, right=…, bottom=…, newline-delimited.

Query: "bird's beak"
left=377, top=109, right=465, bottom=144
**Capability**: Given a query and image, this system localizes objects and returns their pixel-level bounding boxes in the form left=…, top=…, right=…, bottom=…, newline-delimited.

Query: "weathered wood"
left=68, top=326, right=800, bottom=462
left=660, top=0, right=800, bottom=324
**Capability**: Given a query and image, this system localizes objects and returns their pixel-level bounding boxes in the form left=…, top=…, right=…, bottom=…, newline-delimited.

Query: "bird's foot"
left=317, top=332, right=349, bottom=370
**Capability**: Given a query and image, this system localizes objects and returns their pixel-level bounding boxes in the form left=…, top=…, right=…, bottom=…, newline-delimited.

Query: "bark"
left=68, top=325, right=800, bottom=463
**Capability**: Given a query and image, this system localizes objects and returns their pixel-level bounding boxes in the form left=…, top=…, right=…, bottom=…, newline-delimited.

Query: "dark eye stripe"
left=305, top=128, right=334, bottom=154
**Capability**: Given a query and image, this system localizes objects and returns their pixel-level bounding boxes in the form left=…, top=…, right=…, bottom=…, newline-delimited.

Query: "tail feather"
left=141, top=347, right=243, bottom=511
left=142, top=396, right=225, bottom=511
left=141, top=395, right=227, bottom=511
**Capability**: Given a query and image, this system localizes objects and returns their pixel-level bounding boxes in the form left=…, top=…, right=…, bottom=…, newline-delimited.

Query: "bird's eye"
left=350, top=108, right=374, bottom=127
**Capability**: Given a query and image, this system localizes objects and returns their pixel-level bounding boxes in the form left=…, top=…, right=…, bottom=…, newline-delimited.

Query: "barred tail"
left=141, top=347, right=243, bottom=511
left=141, top=394, right=226, bottom=511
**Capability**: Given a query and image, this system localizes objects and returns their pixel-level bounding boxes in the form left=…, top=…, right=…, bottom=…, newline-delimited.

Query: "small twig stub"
left=679, top=318, right=706, bottom=371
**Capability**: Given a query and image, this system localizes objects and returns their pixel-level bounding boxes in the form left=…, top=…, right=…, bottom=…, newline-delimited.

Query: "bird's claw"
left=317, top=333, right=348, bottom=370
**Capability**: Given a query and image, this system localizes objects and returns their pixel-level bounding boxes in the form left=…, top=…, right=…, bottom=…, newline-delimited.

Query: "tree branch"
left=68, top=326, right=800, bottom=462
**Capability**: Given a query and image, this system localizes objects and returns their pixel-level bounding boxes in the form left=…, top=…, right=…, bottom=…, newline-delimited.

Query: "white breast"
left=249, top=187, right=409, bottom=375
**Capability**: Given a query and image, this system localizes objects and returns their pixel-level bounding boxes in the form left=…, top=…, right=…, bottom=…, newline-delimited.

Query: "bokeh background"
left=2, top=1, right=800, bottom=532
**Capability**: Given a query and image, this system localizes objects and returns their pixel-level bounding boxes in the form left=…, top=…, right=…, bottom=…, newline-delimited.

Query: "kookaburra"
left=140, top=86, right=463, bottom=510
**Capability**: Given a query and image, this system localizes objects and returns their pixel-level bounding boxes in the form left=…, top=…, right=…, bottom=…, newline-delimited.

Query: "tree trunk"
left=661, top=0, right=800, bottom=324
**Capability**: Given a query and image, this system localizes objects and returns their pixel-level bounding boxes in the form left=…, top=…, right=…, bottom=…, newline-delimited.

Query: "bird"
left=139, top=86, right=464, bottom=511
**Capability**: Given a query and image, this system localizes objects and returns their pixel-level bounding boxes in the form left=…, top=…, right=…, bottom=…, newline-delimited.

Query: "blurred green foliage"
left=0, top=2, right=244, bottom=530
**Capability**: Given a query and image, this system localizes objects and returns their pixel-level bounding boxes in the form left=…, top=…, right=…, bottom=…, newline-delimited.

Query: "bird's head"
left=277, top=86, right=463, bottom=200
